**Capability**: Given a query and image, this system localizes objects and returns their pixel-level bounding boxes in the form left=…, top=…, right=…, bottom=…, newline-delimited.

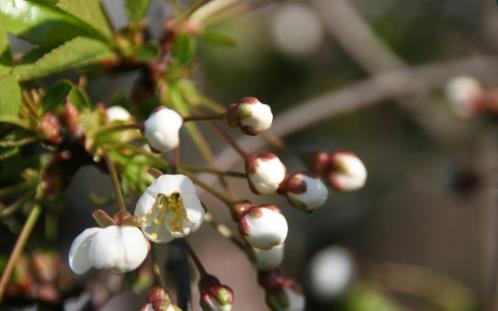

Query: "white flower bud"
left=141, top=287, right=181, bottom=311
left=144, top=107, right=183, bottom=152
left=445, top=76, right=484, bottom=119
left=284, top=172, right=328, bottom=212
left=200, top=283, right=234, bottom=311
left=69, top=225, right=149, bottom=274
left=253, top=244, right=285, bottom=271
left=245, top=153, right=287, bottom=195
left=106, top=106, right=132, bottom=122
left=261, top=273, right=305, bottom=311
left=309, top=246, right=355, bottom=299
left=239, top=205, right=288, bottom=250
left=226, top=97, right=273, bottom=135
left=327, top=152, right=367, bottom=192
left=134, top=174, right=204, bottom=244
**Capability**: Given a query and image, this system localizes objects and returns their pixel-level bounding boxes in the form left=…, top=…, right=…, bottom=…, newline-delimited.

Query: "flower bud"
left=245, top=153, right=287, bottom=195
left=39, top=112, right=63, bottom=144
left=68, top=225, right=149, bottom=274
left=135, top=174, right=204, bottom=243
left=315, top=151, right=367, bottom=192
left=259, top=272, right=305, bottom=311
left=143, top=107, right=183, bottom=152
left=239, top=205, right=288, bottom=250
left=199, top=277, right=234, bottom=311
left=141, top=287, right=181, bottom=311
left=445, top=76, right=484, bottom=119
left=283, top=172, right=328, bottom=212
left=309, top=246, right=355, bottom=299
left=226, top=97, right=273, bottom=135
left=252, top=244, right=285, bottom=271
left=106, top=106, right=133, bottom=122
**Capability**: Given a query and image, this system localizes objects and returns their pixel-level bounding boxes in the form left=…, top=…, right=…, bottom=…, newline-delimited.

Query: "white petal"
left=106, top=106, right=132, bottom=122
left=68, top=227, right=102, bottom=274
left=119, top=226, right=150, bottom=272
left=89, top=226, right=124, bottom=271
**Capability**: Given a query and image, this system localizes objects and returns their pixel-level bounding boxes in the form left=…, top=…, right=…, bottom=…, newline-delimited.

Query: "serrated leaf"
left=57, top=0, right=112, bottom=38
left=41, top=80, right=73, bottom=112
left=0, top=0, right=103, bottom=46
left=200, top=30, right=236, bottom=46
left=172, top=33, right=196, bottom=65
left=125, top=0, right=151, bottom=23
left=0, top=75, right=22, bottom=120
left=13, top=36, right=117, bottom=81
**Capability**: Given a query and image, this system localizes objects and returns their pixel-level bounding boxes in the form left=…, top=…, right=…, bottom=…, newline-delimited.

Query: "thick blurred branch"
left=309, top=0, right=451, bottom=142
left=205, top=55, right=498, bottom=177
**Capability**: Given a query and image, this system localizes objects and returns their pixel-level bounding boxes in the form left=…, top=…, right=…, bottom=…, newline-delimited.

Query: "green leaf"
left=172, top=33, right=196, bottom=65
left=200, top=30, right=236, bottom=46
left=13, top=36, right=117, bottom=81
left=134, top=42, right=159, bottom=62
left=41, top=80, right=73, bottom=112
left=0, top=25, right=13, bottom=75
left=0, top=0, right=103, bottom=45
left=0, top=75, right=22, bottom=121
left=124, top=0, right=151, bottom=23
left=69, top=86, right=91, bottom=109
left=0, top=146, right=19, bottom=160
left=57, top=0, right=112, bottom=38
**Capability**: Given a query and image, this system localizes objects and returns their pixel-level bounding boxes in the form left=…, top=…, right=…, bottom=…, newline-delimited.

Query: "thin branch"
left=0, top=204, right=42, bottom=302
left=183, top=113, right=224, bottom=122
left=101, top=151, right=127, bottom=213
left=210, top=122, right=248, bottom=158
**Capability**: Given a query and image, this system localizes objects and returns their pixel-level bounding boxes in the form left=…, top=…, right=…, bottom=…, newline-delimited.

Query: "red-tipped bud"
left=245, top=152, right=287, bottom=195
left=281, top=172, right=328, bottom=212
left=39, top=112, right=63, bottom=144
left=445, top=76, right=485, bottom=119
left=239, top=205, right=288, bottom=250
left=226, top=97, right=273, bottom=135
left=199, top=276, right=234, bottom=311
left=313, top=151, right=367, bottom=192
left=259, top=271, right=305, bottom=311
left=141, top=287, right=181, bottom=311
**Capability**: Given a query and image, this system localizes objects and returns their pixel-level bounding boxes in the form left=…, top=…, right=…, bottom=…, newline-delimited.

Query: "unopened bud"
left=259, top=271, right=305, bottom=311
left=313, top=151, right=367, bottom=192
left=199, top=276, right=234, bottom=311
left=252, top=244, right=285, bottom=271
left=245, top=153, right=287, bottom=195
left=143, top=107, right=183, bottom=153
left=39, top=112, right=63, bottom=144
left=282, top=172, right=328, bottom=212
left=445, top=76, right=484, bottom=119
left=226, top=97, right=273, bottom=135
left=239, top=205, right=288, bottom=250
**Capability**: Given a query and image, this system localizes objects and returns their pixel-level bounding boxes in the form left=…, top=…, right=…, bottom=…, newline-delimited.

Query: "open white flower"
left=143, top=107, right=183, bottom=152
left=245, top=153, right=287, bottom=195
left=69, top=225, right=149, bottom=274
left=253, top=244, right=285, bottom=271
left=327, top=152, right=367, bottom=192
left=445, top=76, right=484, bottom=119
left=135, top=174, right=204, bottom=244
left=226, top=97, right=273, bottom=135
left=106, top=106, right=132, bottom=122
left=239, top=205, right=288, bottom=250
left=284, top=172, right=328, bottom=212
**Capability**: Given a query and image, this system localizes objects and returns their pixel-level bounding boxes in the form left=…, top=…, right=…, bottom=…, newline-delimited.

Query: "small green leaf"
left=13, top=36, right=117, bottom=81
left=200, top=30, right=236, bottom=46
left=0, top=0, right=104, bottom=45
left=172, top=33, right=196, bottom=65
left=69, top=86, right=91, bottom=109
left=0, top=75, right=22, bottom=120
left=0, top=129, right=35, bottom=147
left=134, top=42, right=159, bottom=62
left=0, top=25, right=13, bottom=75
left=41, top=80, right=73, bottom=112
left=57, top=0, right=112, bottom=38
left=124, top=0, right=151, bottom=23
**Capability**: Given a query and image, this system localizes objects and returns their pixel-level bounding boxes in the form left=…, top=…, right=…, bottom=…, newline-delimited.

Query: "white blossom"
left=285, top=172, right=328, bottom=212
left=327, top=152, right=367, bottom=192
left=253, top=244, right=285, bottom=271
left=309, top=246, right=355, bottom=299
left=445, top=76, right=484, bottom=119
left=69, top=225, right=149, bottom=274
left=143, top=107, right=183, bottom=152
left=239, top=205, right=288, bottom=250
left=135, top=174, right=204, bottom=244
left=245, top=153, right=286, bottom=194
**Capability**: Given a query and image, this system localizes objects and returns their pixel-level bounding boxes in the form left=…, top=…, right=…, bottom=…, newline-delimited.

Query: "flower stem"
left=183, top=112, right=225, bottom=122
left=185, top=173, right=236, bottom=207
left=210, top=122, right=248, bottom=158
left=204, top=212, right=245, bottom=250
left=0, top=204, right=41, bottom=302
left=95, top=123, right=141, bottom=139
left=102, top=151, right=127, bottom=213
left=184, top=241, right=208, bottom=278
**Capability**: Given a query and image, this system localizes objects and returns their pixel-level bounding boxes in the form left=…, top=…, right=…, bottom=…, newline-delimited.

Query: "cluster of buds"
left=259, top=271, right=305, bottom=311
left=6, top=251, right=72, bottom=304
left=140, top=287, right=181, bottom=311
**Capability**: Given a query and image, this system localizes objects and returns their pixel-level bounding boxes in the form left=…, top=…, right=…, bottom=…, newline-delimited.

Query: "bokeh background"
left=5, top=0, right=498, bottom=310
